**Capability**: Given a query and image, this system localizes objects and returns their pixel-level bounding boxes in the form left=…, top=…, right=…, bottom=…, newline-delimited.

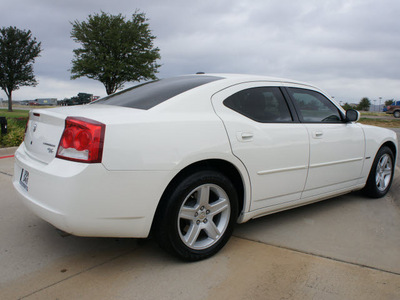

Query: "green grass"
left=0, top=108, right=29, bottom=118
left=360, top=112, right=386, bottom=117
left=358, top=117, right=400, bottom=128
left=0, top=109, right=29, bottom=147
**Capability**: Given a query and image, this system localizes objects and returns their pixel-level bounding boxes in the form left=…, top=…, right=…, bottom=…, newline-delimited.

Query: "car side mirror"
left=346, top=109, right=360, bottom=122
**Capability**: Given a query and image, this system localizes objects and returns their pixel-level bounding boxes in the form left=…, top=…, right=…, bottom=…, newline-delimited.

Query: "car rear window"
left=91, top=75, right=223, bottom=110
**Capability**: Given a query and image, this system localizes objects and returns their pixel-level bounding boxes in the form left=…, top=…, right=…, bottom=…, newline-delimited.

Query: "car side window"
left=288, top=88, right=343, bottom=123
left=223, top=87, right=293, bottom=123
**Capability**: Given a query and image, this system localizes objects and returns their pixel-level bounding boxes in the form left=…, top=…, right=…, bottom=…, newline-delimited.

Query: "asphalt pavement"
left=0, top=147, right=399, bottom=299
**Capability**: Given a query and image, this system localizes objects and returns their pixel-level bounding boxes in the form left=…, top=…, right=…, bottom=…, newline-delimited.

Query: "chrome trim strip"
left=257, top=165, right=308, bottom=176
left=257, top=157, right=363, bottom=175
left=310, top=157, right=364, bottom=169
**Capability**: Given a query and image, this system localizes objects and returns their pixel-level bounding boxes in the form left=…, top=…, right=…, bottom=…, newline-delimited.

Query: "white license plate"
left=20, top=169, right=29, bottom=191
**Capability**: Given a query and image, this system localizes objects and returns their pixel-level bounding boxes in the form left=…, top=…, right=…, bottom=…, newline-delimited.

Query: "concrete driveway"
left=0, top=147, right=399, bottom=299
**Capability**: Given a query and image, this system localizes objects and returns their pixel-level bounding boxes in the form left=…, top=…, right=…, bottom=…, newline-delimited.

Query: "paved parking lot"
left=0, top=147, right=399, bottom=299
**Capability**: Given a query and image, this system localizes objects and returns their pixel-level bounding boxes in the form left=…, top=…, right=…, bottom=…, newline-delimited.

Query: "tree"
left=385, top=99, right=394, bottom=107
left=357, top=97, right=371, bottom=111
left=341, top=102, right=353, bottom=111
left=0, top=26, right=42, bottom=111
left=70, top=11, right=161, bottom=95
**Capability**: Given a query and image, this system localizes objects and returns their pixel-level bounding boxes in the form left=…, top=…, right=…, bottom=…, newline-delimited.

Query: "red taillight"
left=56, top=117, right=105, bottom=163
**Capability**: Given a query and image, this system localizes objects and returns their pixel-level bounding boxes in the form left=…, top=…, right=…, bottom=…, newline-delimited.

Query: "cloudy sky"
left=1, top=0, right=399, bottom=104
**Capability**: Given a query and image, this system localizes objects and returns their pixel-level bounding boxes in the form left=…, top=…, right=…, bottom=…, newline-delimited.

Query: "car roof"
left=91, top=73, right=333, bottom=112
left=173, top=73, right=337, bottom=110
left=187, top=73, right=320, bottom=90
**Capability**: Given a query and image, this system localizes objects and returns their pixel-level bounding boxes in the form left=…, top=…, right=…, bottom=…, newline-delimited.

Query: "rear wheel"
left=362, top=146, right=394, bottom=198
left=155, top=170, right=238, bottom=261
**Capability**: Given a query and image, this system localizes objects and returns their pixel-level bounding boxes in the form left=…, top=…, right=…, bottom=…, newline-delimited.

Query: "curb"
left=0, top=146, right=18, bottom=157
left=0, top=155, right=14, bottom=159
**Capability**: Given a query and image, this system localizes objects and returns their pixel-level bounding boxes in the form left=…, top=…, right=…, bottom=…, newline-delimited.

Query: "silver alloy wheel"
left=177, top=184, right=231, bottom=250
left=375, top=153, right=392, bottom=192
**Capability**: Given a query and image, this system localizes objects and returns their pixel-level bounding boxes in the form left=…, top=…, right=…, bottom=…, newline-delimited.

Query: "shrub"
left=0, top=118, right=27, bottom=147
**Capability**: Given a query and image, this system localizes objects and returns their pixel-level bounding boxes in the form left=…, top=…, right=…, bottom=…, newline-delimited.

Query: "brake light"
left=56, top=117, right=105, bottom=163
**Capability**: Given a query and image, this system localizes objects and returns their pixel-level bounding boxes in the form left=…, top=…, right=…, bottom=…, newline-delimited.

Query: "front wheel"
left=394, top=111, right=400, bottom=118
left=155, top=170, right=238, bottom=261
left=362, top=146, right=394, bottom=198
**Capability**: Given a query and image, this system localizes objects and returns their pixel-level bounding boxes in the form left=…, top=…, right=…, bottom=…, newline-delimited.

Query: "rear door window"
left=223, top=87, right=293, bottom=123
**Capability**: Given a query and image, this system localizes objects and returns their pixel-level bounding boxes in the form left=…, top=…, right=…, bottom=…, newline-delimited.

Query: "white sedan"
left=13, top=74, right=397, bottom=261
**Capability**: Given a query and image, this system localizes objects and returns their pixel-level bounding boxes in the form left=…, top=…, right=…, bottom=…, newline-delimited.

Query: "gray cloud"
left=0, top=0, right=399, bottom=103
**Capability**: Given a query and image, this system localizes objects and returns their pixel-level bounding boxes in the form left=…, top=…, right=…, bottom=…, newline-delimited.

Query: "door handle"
left=313, top=131, right=323, bottom=138
left=237, top=132, right=254, bottom=142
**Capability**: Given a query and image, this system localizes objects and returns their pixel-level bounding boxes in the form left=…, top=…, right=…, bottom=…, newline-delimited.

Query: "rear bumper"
left=13, top=143, right=171, bottom=238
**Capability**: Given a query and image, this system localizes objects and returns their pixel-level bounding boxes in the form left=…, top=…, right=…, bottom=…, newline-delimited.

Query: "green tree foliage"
left=385, top=99, right=394, bottom=106
left=357, top=97, right=371, bottom=111
left=0, top=26, right=42, bottom=111
left=341, top=102, right=354, bottom=111
left=71, top=11, right=161, bottom=95
left=63, top=92, right=93, bottom=106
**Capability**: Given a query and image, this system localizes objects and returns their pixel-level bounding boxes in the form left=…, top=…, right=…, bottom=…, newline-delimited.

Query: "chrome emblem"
left=33, top=123, right=37, bottom=132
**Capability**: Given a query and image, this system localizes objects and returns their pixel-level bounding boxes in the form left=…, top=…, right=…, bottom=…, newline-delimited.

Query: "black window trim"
left=280, top=87, right=300, bottom=123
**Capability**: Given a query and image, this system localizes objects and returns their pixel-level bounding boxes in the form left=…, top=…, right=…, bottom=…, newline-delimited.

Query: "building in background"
left=36, top=98, right=57, bottom=106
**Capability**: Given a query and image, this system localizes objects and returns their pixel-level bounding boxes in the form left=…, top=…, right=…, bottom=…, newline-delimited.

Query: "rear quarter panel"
left=101, top=112, right=235, bottom=171
left=100, top=89, right=239, bottom=172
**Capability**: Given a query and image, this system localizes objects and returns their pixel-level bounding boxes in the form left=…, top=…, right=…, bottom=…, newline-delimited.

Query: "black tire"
left=154, top=170, right=238, bottom=261
left=394, top=111, right=400, bottom=118
left=362, top=146, right=394, bottom=198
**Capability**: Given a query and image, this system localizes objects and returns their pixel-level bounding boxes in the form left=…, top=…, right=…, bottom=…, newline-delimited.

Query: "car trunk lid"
left=24, top=110, right=66, bottom=164
left=23, top=105, right=147, bottom=164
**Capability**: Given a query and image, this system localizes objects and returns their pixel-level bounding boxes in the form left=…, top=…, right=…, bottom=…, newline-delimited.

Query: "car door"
left=285, top=87, right=365, bottom=199
left=211, top=83, right=310, bottom=210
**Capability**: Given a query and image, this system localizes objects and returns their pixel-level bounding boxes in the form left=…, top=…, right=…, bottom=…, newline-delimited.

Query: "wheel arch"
left=151, top=159, right=246, bottom=233
left=362, top=141, right=397, bottom=198
left=381, top=141, right=397, bottom=164
left=365, top=139, right=397, bottom=181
